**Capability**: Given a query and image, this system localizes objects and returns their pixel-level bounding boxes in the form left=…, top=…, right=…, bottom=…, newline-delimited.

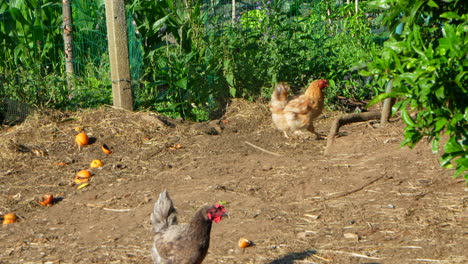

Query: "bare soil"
left=0, top=100, right=466, bottom=264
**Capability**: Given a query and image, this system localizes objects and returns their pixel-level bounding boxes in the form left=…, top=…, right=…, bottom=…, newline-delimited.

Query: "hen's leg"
left=307, top=123, right=322, bottom=140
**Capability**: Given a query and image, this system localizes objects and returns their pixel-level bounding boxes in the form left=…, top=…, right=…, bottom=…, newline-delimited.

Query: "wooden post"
left=104, top=0, right=133, bottom=110
left=62, top=0, right=74, bottom=90
left=355, top=0, right=359, bottom=14
left=232, top=0, right=236, bottom=23
left=381, top=79, right=394, bottom=126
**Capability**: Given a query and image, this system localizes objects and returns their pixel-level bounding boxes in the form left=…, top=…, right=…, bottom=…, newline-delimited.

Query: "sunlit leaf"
left=440, top=12, right=460, bottom=19
left=401, top=108, right=416, bottom=127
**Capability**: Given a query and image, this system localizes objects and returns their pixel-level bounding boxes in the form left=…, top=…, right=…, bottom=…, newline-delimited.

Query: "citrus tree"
left=364, top=0, right=467, bottom=181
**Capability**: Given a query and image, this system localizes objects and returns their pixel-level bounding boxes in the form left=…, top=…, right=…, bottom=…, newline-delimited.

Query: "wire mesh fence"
left=1, top=0, right=381, bottom=122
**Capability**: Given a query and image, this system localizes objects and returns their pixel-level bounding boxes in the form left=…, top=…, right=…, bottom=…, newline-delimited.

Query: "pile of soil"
left=0, top=99, right=466, bottom=264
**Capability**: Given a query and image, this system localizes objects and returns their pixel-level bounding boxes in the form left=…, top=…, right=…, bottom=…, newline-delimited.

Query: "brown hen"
left=270, top=79, right=329, bottom=138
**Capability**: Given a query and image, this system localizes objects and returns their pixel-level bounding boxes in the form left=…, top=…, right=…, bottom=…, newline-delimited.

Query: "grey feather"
left=151, top=190, right=178, bottom=233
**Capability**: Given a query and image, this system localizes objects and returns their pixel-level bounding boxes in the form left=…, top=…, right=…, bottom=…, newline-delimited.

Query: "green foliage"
left=364, top=0, right=468, bottom=181
left=212, top=0, right=381, bottom=106
left=0, top=0, right=63, bottom=71
left=0, top=0, right=112, bottom=110
left=129, top=0, right=230, bottom=121
left=1, top=63, right=111, bottom=110
left=2, top=0, right=383, bottom=120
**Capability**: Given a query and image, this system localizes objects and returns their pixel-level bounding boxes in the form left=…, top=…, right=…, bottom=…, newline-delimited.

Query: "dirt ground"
left=0, top=99, right=466, bottom=264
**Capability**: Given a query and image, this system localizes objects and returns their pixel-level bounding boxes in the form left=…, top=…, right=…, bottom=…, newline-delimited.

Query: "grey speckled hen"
left=151, top=190, right=226, bottom=264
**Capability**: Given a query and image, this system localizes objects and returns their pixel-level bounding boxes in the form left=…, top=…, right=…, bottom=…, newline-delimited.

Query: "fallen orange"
left=90, top=159, right=104, bottom=168
left=75, top=132, right=89, bottom=147
left=39, top=194, right=54, bottom=206
left=77, top=183, right=89, bottom=190
left=238, top=238, right=252, bottom=248
left=74, top=177, right=89, bottom=184
left=101, top=144, right=112, bottom=154
left=76, top=170, right=92, bottom=178
left=169, top=144, right=183, bottom=150
left=3, top=212, right=17, bottom=225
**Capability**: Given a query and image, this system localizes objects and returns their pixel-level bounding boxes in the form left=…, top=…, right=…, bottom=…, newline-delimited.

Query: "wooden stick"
left=325, top=111, right=381, bottom=155
left=103, top=208, right=134, bottom=212
left=244, top=141, right=282, bottom=157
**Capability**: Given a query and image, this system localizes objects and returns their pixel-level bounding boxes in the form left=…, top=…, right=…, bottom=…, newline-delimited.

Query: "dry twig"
left=245, top=141, right=282, bottom=157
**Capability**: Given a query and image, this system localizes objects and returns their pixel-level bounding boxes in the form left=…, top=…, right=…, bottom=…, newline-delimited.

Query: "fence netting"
left=1, top=0, right=376, bottom=122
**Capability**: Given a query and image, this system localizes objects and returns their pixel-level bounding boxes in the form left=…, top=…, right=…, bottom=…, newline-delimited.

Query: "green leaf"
left=444, top=137, right=463, bottom=153
left=229, top=86, right=236, bottom=98
left=457, top=157, right=468, bottom=168
left=434, top=87, right=445, bottom=100
left=453, top=162, right=468, bottom=178
left=9, top=7, right=29, bottom=26
left=367, top=91, right=400, bottom=107
left=368, top=0, right=391, bottom=9
left=152, top=14, right=171, bottom=32
left=434, top=118, right=447, bottom=132
left=226, top=73, right=234, bottom=87
left=440, top=12, right=460, bottom=20
left=427, top=0, right=439, bottom=8
left=432, top=135, right=440, bottom=154
left=440, top=153, right=453, bottom=167
left=455, top=71, right=467, bottom=87
left=401, top=108, right=416, bottom=127
left=175, top=77, right=188, bottom=90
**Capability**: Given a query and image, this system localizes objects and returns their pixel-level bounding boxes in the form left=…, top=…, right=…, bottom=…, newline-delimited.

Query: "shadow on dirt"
left=267, top=249, right=317, bottom=264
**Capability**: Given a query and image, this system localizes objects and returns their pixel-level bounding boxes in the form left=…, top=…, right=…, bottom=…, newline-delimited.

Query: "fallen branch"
left=245, top=141, right=282, bottom=157
left=325, top=80, right=395, bottom=155
left=324, top=111, right=381, bottom=155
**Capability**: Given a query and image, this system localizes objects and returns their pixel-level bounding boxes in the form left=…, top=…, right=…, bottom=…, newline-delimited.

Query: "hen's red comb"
left=214, top=204, right=226, bottom=211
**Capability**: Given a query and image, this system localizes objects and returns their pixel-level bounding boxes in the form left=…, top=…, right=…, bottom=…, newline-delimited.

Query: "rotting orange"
left=75, top=132, right=89, bottom=147
left=3, top=212, right=17, bottom=225
left=101, top=144, right=112, bottom=154
left=90, top=159, right=104, bottom=168
left=169, top=144, right=183, bottom=150
left=77, top=183, right=89, bottom=190
left=39, top=194, right=54, bottom=206
left=76, top=170, right=92, bottom=178
left=74, top=177, right=89, bottom=184
left=238, top=238, right=252, bottom=248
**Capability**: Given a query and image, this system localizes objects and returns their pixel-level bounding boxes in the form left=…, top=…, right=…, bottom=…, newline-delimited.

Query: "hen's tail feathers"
left=271, top=83, right=290, bottom=112
left=151, top=190, right=178, bottom=233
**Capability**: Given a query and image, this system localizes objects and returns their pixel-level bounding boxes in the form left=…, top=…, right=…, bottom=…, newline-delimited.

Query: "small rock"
left=343, top=232, right=360, bottom=241
left=303, top=214, right=320, bottom=220
left=387, top=204, right=396, bottom=209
